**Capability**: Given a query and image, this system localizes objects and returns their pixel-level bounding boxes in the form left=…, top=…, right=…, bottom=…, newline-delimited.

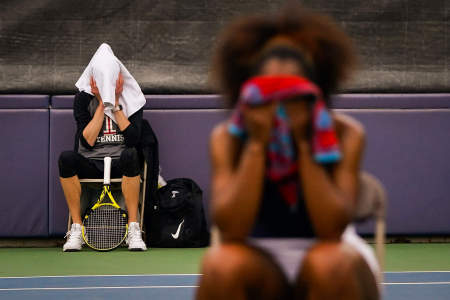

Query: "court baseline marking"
left=0, top=286, right=198, bottom=291
left=0, top=274, right=201, bottom=279
left=1, top=271, right=448, bottom=279
left=383, top=282, right=450, bottom=285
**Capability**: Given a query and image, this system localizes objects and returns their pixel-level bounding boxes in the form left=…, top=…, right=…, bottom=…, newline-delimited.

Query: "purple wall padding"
left=346, top=110, right=450, bottom=235
left=51, top=95, right=74, bottom=109
left=52, top=95, right=226, bottom=110
left=332, top=94, right=450, bottom=109
left=47, top=94, right=450, bottom=236
left=0, top=95, right=49, bottom=109
left=48, top=109, right=76, bottom=236
left=52, top=94, right=450, bottom=110
left=142, top=95, right=227, bottom=109
left=143, top=109, right=229, bottom=224
left=0, top=108, right=49, bottom=237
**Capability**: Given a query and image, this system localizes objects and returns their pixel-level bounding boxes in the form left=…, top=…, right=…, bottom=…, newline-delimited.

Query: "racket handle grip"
left=104, top=156, right=112, bottom=185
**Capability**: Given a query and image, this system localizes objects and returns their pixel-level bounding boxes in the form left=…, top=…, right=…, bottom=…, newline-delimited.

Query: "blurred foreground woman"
left=197, top=4, right=380, bottom=300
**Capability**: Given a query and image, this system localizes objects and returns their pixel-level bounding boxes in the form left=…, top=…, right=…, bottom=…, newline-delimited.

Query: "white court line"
left=2, top=271, right=449, bottom=279
left=0, top=274, right=201, bottom=279
left=383, top=282, right=450, bottom=285
left=2, top=283, right=450, bottom=291
left=384, top=271, right=450, bottom=273
left=0, top=285, right=199, bottom=291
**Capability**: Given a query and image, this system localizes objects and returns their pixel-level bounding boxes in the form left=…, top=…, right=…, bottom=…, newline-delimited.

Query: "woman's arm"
left=210, top=125, right=266, bottom=242
left=110, top=73, right=142, bottom=147
left=81, top=101, right=104, bottom=147
left=296, top=113, right=365, bottom=240
left=73, top=91, right=103, bottom=149
left=211, top=103, right=276, bottom=242
left=120, top=108, right=142, bottom=147
left=80, top=76, right=109, bottom=147
left=112, top=73, right=132, bottom=132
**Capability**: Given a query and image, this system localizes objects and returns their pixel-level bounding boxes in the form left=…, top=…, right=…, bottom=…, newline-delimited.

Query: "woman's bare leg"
left=197, top=243, right=291, bottom=300
left=295, top=242, right=379, bottom=300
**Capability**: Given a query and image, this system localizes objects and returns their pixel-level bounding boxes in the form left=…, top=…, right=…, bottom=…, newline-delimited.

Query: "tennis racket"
left=82, top=157, right=128, bottom=251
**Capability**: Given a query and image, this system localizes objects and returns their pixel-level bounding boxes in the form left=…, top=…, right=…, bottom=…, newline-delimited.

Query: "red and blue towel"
left=228, top=75, right=340, bottom=206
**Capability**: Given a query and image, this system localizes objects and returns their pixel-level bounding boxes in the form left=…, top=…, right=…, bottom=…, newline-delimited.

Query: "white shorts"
left=249, top=225, right=381, bottom=285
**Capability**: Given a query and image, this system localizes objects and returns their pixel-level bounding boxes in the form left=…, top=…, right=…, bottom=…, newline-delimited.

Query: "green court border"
left=0, top=244, right=449, bottom=277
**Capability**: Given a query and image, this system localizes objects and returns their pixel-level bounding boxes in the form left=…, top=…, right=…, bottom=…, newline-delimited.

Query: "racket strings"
left=83, top=205, right=127, bottom=250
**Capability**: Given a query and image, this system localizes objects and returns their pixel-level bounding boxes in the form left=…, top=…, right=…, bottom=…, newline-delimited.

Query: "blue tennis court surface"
left=0, top=272, right=449, bottom=299
left=383, top=272, right=450, bottom=300
left=0, top=275, right=198, bottom=300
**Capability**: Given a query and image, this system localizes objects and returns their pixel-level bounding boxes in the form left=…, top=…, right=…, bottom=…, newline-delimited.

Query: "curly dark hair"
left=211, top=4, right=356, bottom=106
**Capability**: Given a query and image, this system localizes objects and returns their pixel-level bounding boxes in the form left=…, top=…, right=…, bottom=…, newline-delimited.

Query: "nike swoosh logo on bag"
left=171, top=219, right=185, bottom=239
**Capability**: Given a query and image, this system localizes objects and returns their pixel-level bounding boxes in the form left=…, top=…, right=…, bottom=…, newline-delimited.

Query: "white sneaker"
left=126, top=222, right=147, bottom=251
left=63, top=223, right=84, bottom=252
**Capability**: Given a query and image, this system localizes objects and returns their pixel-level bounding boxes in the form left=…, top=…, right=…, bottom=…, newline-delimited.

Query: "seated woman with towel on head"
left=197, top=5, right=380, bottom=300
left=59, top=43, right=147, bottom=252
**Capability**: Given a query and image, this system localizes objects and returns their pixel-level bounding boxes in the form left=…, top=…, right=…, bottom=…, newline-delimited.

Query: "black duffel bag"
left=146, top=178, right=210, bottom=247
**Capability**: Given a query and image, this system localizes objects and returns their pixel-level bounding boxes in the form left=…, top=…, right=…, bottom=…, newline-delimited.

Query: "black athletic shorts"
left=58, top=148, right=141, bottom=178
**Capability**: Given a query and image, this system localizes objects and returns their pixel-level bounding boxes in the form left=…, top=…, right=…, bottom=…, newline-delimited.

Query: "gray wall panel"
left=0, top=0, right=448, bottom=94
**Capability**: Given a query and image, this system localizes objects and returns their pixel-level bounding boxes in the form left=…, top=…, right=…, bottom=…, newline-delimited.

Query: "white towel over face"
left=75, top=43, right=146, bottom=123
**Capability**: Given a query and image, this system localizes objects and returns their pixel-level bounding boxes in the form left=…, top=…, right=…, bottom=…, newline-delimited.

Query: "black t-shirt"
left=251, top=179, right=315, bottom=238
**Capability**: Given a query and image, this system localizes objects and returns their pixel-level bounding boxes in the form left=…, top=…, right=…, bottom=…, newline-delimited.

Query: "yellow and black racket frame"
left=82, top=184, right=129, bottom=251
